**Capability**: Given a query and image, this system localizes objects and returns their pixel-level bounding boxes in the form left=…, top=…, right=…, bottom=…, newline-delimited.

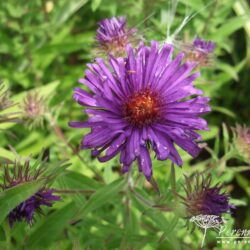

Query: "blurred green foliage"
left=0, top=0, right=250, bottom=249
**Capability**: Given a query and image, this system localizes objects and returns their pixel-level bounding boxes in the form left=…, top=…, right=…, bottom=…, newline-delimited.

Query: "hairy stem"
left=46, top=112, right=103, bottom=180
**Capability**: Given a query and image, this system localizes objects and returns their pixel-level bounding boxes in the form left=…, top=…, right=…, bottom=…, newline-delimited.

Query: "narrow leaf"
left=0, top=180, right=44, bottom=225
left=91, top=0, right=102, bottom=11
left=27, top=202, right=77, bottom=248
left=53, top=0, right=89, bottom=27
left=78, top=178, right=126, bottom=215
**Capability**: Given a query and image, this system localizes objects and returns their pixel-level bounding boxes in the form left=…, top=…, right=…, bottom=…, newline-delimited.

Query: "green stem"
left=218, top=149, right=236, bottom=172
left=4, top=220, right=11, bottom=250
left=46, top=112, right=103, bottom=181
left=202, top=0, right=218, bottom=35
left=170, top=163, right=178, bottom=202
left=201, top=227, right=207, bottom=248
left=233, top=0, right=250, bottom=38
left=54, top=188, right=95, bottom=194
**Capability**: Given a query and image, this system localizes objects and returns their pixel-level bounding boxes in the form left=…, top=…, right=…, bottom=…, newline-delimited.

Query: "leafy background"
left=0, top=0, right=250, bottom=249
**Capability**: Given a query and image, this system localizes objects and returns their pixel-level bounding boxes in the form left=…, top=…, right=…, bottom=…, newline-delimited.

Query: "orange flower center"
left=124, top=90, right=160, bottom=127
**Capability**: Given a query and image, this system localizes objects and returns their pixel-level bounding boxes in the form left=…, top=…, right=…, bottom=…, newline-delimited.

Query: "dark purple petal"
left=193, top=38, right=216, bottom=53
left=98, top=133, right=125, bottom=162
left=8, top=189, right=60, bottom=227
left=147, top=127, right=170, bottom=160
left=138, top=146, right=152, bottom=180
left=73, top=87, right=97, bottom=107
left=96, top=16, right=127, bottom=43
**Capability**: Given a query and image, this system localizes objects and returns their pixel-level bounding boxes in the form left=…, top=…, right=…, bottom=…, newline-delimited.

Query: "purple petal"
left=138, top=146, right=152, bottom=180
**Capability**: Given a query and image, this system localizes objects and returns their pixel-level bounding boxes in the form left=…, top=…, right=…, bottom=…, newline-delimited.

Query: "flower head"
left=182, top=173, right=234, bottom=218
left=232, top=124, right=250, bottom=163
left=182, top=38, right=215, bottom=67
left=0, top=159, right=60, bottom=226
left=193, top=38, right=216, bottom=53
left=96, top=16, right=138, bottom=56
left=70, top=41, right=210, bottom=180
left=8, top=189, right=59, bottom=227
left=21, top=92, right=47, bottom=127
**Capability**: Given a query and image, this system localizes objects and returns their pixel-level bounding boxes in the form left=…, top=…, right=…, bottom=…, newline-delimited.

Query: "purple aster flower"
left=182, top=38, right=216, bottom=67
left=193, top=38, right=216, bottom=53
left=69, top=41, right=210, bottom=180
left=1, top=159, right=60, bottom=227
left=182, top=173, right=234, bottom=218
left=96, top=16, right=137, bottom=56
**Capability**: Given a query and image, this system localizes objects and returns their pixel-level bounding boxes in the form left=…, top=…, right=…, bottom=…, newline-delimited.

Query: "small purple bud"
left=182, top=173, right=234, bottom=218
left=21, top=92, right=47, bottom=127
left=95, top=16, right=138, bottom=56
left=182, top=38, right=216, bottom=67
left=193, top=38, right=216, bottom=53
left=1, top=159, right=60, bottom=227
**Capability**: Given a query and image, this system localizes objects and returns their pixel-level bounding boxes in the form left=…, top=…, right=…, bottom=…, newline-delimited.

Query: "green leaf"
left=214, top=134, right=220, bottom=158
left=179, top=0, right=203, bottom=10
left=200, top=125, right=219, bottom=141
left=212, top=16, right=247, bottom=38
left=91, top=0, right=102, bottom=11
left=26, top=202, right=77, bottom=249
left=170, top=163, right=176, bottom=193
left=53, top=0, right=89, bottom=27
left=216, top=62, right=239, bottom=81
left=42, top=160, right=71, bottom=181
left=236, top=174, right=250, bottom=195
left=222, top=123, right=230, bottom=153
left=36, top=43, right=86, bottom=54
left=12, top=80, right=60, bottom=103
left=0, top=148, right=16, bottom=162
left=0, top=81, right=60, bottom=130
left=233, top=0, right=250, bottom=38
left=212, top=106, right=237, bottom=118
left=230, top=198, right=247, bottom=206
left=228, top=166, right=250, bottom=172
left=0, top=180, right=44, bottom=225
left=78, top=178, right=126, bottom=215
left=103, top=165, right=117, bottom=184
left=146, top=211, right=180, bottom=249
left=158, top=215, right=179, bottom=246
left=57, top=170, right=101, bottom=190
